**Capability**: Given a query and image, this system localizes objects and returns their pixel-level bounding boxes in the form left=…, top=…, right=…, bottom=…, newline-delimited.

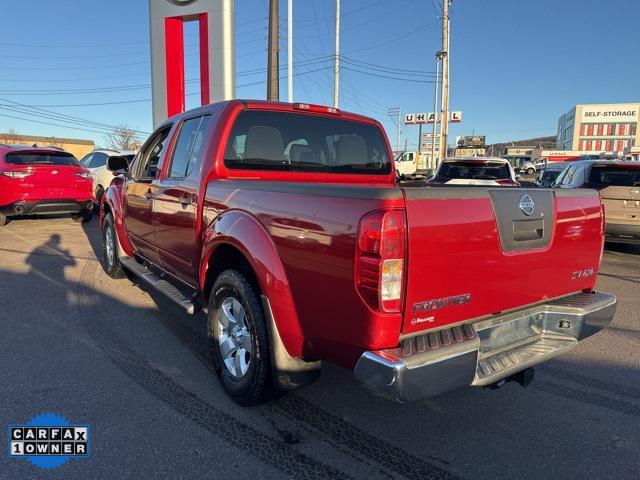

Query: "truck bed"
left=204, top=180, right=604, bottom=367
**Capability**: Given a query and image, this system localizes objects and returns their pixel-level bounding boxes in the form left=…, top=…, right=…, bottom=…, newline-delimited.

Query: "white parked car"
left=519, top=160, right=546, bottom=175
left=427, top=157, right=520, bottom=186
left=79, top=149, right=136, bottom=203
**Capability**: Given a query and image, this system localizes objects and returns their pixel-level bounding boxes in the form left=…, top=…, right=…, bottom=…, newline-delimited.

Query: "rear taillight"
left=0, top=171, right=32, bottom=179
left=292, top=102, right=340, bottom=114
left=356, top=209, right=406, bottom=313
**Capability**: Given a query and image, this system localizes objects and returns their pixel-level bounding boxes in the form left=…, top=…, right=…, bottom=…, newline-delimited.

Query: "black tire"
left=208, top=269, right=272, bottom=406
left=0, top=213, right=8, bottom=226
left=526, top=168, right=535, bottom=175
left=72, top=209, right=93, bottom=224
left=101, top=212, right=126, bottom=279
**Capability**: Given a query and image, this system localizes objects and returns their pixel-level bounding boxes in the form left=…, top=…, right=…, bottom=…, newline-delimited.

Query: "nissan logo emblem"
left=519, top=194, right=535, bottom=216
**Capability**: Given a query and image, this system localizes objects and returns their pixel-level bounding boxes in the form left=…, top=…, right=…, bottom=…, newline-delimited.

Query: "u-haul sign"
left=405, top=111, right=462, bottom=125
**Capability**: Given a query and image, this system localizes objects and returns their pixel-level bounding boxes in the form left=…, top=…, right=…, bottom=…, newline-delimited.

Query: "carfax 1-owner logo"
left=8, top=413, right=90, bottom=470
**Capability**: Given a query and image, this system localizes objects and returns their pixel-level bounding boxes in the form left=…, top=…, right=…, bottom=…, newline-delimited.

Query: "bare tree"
left=45, top=136, right=63, bottom=148
left=0, top=128, right=20, bottom=145
left=103, top=125, right=141, bottom=151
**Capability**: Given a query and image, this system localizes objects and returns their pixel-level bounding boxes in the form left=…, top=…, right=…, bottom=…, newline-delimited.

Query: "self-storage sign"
left=581, top=105, right=639, bottom=123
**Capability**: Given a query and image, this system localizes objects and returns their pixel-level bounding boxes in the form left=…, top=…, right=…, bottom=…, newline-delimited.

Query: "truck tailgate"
left=401, top=187, right=603, bottom=335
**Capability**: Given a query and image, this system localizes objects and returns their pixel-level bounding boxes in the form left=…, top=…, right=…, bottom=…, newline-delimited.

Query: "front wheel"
left=526, top=167, right=535, bottom=175
left=208, top=269, right=272, bottom=406
left=101, top=213, right=126, bottom=279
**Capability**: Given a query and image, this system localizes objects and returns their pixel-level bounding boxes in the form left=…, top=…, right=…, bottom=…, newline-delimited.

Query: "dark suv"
left=554, top=160, right=640, bottom=244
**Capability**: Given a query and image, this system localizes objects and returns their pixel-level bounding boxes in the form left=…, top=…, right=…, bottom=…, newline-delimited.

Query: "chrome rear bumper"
left=354, top=292, right=617, bottom=402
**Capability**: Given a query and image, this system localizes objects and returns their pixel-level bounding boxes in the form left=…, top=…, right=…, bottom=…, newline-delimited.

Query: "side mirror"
left=107, top=155, right=129, bottom=174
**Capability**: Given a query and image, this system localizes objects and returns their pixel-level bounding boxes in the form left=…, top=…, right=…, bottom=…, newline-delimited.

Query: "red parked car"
left=101, top=100, right=616, bottom=406
left=0, top=145, right=94, bottom=226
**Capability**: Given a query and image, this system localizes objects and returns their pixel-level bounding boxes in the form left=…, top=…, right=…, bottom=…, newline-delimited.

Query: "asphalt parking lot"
left=1, top=216, right=639, bottom=480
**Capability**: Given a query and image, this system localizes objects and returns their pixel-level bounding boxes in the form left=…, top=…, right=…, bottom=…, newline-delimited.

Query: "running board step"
left=119, top=256, right=198, bottom=315
left=472, top=335, right=577, bottom=387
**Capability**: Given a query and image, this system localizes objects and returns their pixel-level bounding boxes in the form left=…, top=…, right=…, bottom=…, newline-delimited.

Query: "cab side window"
left=561, top=165, right=577, bottom=186
left=134, top=125, right=172, bottom=181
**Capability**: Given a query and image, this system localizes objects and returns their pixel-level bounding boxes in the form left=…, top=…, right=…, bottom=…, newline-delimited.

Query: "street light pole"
left=431, top=54, right=441, bottom=170
left=439, top=0, right=450, bottom=161
left=287, top=0, right=293, bottom=103
left=387, top=107, right=401, bottom=154
left=333, top=0, right=340, bottom=109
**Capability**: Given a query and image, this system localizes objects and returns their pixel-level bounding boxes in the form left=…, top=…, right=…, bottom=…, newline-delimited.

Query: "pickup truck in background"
left=101, top=100, right=617, bottom=406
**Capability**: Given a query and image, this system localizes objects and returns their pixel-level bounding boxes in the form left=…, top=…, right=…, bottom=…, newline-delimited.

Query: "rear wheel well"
left=203, top=244, right=261, bottom=300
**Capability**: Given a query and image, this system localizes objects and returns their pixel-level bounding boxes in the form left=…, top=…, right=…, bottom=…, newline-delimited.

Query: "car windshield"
left=224, top=110, right=391, bottom=174
left=588, top=165, right=640, bottom=186
left=5, top=151, right=78, bottom=166
left=438, top=161, right=511, bottom=180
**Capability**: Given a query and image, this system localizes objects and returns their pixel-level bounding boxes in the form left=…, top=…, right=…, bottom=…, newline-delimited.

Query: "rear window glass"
left=224, top=110, right=391, bottom=174
left=588, top=165, right=640, bottom=186
left=5, top=152, right=78, bottom=166
left=438, top=161, right=511, bottom=180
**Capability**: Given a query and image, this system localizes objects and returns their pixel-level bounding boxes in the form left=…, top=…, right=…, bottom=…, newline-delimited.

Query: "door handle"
left=179, top=196, right=193, bottom=206
left=144, top=190, right=154, bottom=200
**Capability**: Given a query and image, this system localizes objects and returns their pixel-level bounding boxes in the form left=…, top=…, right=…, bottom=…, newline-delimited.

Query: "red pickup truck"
left=100, top=100, right=617, bottom=406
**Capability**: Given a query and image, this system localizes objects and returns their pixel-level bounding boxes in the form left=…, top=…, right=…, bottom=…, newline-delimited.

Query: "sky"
left=0, top=0, right=639, bottom=150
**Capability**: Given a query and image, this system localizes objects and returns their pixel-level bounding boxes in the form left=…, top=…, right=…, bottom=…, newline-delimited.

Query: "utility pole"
left=417, top=123, right=422, bottom=154
left=287, top=0, right=293, bottom=102
left=333, top=0, right=340, bottom=108
left=267, top=0, right=279, bottom=101
left=387, top=107, right=401, bottom=154
left=431, top=54, right=441, bottom=169
left=438, top=0, right=451, bottom=161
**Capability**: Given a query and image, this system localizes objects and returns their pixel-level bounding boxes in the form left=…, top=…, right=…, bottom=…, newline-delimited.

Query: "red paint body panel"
left=0, top=148, right=93, bottom=207
left=202, top=181, right=405, bottom=366
left=106, top=100, right=607, bottom=371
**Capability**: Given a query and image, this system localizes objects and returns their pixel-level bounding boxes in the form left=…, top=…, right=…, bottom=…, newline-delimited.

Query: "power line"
left=341, top=56, right=435, bottom=75
left=0, top=112, right=136, bottom=138
left=0, top=57, right=335, bottom=96
left=342, top=66, right=435, bottom=83
left=0, top=98, right=149, bottom=136
left=346, top=22, right=438, bottom=54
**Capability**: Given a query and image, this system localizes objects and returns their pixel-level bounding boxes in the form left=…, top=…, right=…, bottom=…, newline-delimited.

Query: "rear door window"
left=167, top=115, right=210, bottom=178
left=5, top=152, right=78, bottom=166
left=588, top=165, right=640, bottom=186
left=133, top=126, right=172, bottom=180
left=224, top=110, right=391, bottom=174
